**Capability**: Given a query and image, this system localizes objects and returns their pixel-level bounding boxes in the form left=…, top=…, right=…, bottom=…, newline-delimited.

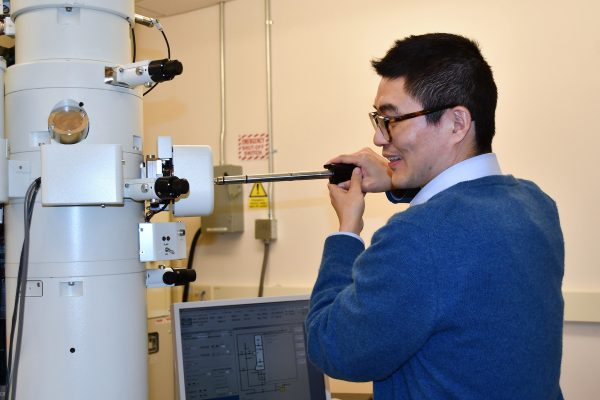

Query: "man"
left=306, top=33, right=564, bottom=399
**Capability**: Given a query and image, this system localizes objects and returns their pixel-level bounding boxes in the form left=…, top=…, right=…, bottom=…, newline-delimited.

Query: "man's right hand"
left=327, top=148, right=392, bottom=193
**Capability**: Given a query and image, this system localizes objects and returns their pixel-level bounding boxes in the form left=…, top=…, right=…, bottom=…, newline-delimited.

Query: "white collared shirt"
left=409, top=153, right=502, bottom=206
left=332, top=153, right=502, bottom=243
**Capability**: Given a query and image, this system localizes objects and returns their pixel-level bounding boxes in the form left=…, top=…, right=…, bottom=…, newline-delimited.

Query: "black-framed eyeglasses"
left=369, top=104, right=457, bottom=142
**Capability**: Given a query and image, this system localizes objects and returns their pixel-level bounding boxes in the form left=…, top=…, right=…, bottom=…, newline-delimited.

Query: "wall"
left=136, top=0, right=600, bottom=397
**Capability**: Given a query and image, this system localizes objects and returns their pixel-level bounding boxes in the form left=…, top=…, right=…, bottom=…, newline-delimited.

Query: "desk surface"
left=332, top=394, right=373, bottom=400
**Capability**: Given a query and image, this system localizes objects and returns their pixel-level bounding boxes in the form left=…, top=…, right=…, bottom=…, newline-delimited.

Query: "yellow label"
left=249, top=183, right=268, bottom=208
left=249, top=197, right=268, bottom=208
left=249, top=182, right=268, bottom=197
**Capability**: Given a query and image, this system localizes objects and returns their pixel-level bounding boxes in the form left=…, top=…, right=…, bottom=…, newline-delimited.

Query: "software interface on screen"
left=177, top=299, right=327, bottom=400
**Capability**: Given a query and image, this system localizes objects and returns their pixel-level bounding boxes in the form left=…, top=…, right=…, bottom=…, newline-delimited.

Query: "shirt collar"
left=410, top=153, right=502, bottom=207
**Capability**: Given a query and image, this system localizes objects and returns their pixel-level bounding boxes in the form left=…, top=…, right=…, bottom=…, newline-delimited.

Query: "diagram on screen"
left=236, top=329, right=300, bottom=395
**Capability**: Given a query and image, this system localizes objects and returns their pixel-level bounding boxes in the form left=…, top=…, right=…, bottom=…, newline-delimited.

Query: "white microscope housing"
left=0, top=1, right=213, bottom=399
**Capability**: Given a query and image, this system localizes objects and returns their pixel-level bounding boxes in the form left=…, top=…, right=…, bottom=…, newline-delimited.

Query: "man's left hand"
left=328, top=167, right=366, bottom=235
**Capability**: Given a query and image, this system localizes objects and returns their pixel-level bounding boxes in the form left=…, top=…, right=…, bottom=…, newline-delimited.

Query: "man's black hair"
left=372, top=33, right=497, bottom=154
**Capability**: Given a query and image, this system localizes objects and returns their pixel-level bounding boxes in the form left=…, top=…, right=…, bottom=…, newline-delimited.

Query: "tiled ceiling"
left=135, top=0, right=230, bottom=18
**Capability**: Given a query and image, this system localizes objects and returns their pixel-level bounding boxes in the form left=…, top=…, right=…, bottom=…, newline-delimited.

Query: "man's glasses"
left=369, top=104, right=457, bottom=142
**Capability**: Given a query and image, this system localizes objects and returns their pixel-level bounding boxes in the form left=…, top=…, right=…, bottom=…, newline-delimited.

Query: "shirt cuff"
left=327, top=231, right=365, bottom=245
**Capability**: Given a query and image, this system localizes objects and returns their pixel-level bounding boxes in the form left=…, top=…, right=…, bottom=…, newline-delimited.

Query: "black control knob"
left=148, top=59, right=183, bottom=82
left=155, top=176, right=189, bottom=200
left=163, top=269, right=197, bottom=286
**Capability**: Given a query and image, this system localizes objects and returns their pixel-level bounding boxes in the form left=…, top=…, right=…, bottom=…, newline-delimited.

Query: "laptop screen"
left=171, top=295, right=329, bottom=400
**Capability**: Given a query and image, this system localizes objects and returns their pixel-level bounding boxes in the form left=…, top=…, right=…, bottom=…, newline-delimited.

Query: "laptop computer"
left=171, top=294, right=331, bottom=400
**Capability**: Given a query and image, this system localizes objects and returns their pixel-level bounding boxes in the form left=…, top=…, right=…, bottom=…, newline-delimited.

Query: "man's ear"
left=450, top=106, right=473, bottom=143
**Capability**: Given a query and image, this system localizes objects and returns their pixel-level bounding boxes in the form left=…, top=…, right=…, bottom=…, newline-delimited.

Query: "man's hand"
left=328, top=167, right=365, bottom=234
left=328, top=148, right=392, bottom=192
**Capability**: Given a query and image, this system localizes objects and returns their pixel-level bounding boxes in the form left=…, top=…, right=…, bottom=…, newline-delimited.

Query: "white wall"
left=137, top=0, right=600, bottom=397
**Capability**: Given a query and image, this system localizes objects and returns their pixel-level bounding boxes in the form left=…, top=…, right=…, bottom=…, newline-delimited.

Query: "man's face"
left=373, top=77, right=455, bottom=189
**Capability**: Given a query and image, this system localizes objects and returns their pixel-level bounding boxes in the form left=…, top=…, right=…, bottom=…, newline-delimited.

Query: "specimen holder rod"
left=214, top=163, right=356, bottom=185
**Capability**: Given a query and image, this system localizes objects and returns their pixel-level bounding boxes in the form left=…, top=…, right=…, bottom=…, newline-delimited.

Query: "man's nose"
left=373, top=127, right=388, bottom=146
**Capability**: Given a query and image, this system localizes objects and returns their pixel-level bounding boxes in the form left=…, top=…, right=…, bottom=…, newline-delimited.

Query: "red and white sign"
left=238, top=133, right=269, bottom=161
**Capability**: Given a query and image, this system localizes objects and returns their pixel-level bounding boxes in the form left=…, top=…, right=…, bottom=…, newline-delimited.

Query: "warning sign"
left=238, top=133, right=269, bottom=160
left=249, top=182, right=268, bottom=208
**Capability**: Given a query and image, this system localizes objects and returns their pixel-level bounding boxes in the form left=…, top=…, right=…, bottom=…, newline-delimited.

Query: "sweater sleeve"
left=306, top=219, right=438, bottom=382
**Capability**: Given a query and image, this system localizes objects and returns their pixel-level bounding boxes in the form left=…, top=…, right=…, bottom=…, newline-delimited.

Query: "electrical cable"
left=142, top=83, right=158, bottom=96
left=143, top=25, right=171, bottom=97
left=9, top=182, right=35, bottom=392
left=160, top=29, right=171, bottom=60
left=144, top=202, right=169, bottom=223
left=0, top=208, right=6, bottom=388
left=258, top=241, right=270, bottom=297
left=9, top=178, right=40, bottom=400
left=6, top=177, right=41, bottom=400
left=182, top=227, right=202, bottom=302
left=131, top=25, right=136, bottom=62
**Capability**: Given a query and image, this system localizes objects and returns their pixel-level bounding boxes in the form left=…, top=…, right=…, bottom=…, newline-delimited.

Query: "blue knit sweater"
left=306, top=175, right=564, bottom=399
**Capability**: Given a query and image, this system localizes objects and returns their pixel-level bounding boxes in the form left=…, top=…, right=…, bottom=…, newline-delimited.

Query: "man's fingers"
left=337, top=181, right=351, bottom=190
left=326, top=154, right=354, bottom=165
left=326, top=148, right=373, bottom=165
left=349, top=167, right=363, bottom=193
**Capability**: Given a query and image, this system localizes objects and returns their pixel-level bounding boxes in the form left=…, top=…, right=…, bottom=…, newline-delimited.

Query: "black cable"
left=131, top=25, right=137, bottom=62
left=143, top=27, right=171, bottom=97
left=8, top=185, right=35, bottom=393
left=10, top=178, right=39, bottom=400
left=6, top=177, right=40, bottom=400
left=182, top=227, right=202, bottom=302
left=144, top=202, right=169, bottom=223
left=258, top=241, right=271, bottom=297
left=0, top=206, right=6, bottom=387
left=160, top=29, right=171, bottom=60
left=143, top=83, right=159, bottom=97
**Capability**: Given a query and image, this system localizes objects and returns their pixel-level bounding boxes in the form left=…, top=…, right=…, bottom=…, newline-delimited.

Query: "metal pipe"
left=265, top=0, right=274, bottom=218
left=219, top=1, right=226, bottom=165
left=258, top=241, right=270, bottom=297
left=214, top=170, right=333, bottom=185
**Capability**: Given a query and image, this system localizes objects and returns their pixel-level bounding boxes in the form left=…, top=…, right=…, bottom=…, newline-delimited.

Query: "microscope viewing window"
left=48, top=100, right=90, bottom=144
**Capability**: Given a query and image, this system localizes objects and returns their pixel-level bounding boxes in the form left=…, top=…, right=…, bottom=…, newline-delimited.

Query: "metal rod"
left=214, top=170, right=333, bottom=185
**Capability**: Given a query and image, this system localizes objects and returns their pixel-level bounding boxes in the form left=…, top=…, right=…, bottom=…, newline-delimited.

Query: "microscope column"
left=4, top=1, right=148, bottom=399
